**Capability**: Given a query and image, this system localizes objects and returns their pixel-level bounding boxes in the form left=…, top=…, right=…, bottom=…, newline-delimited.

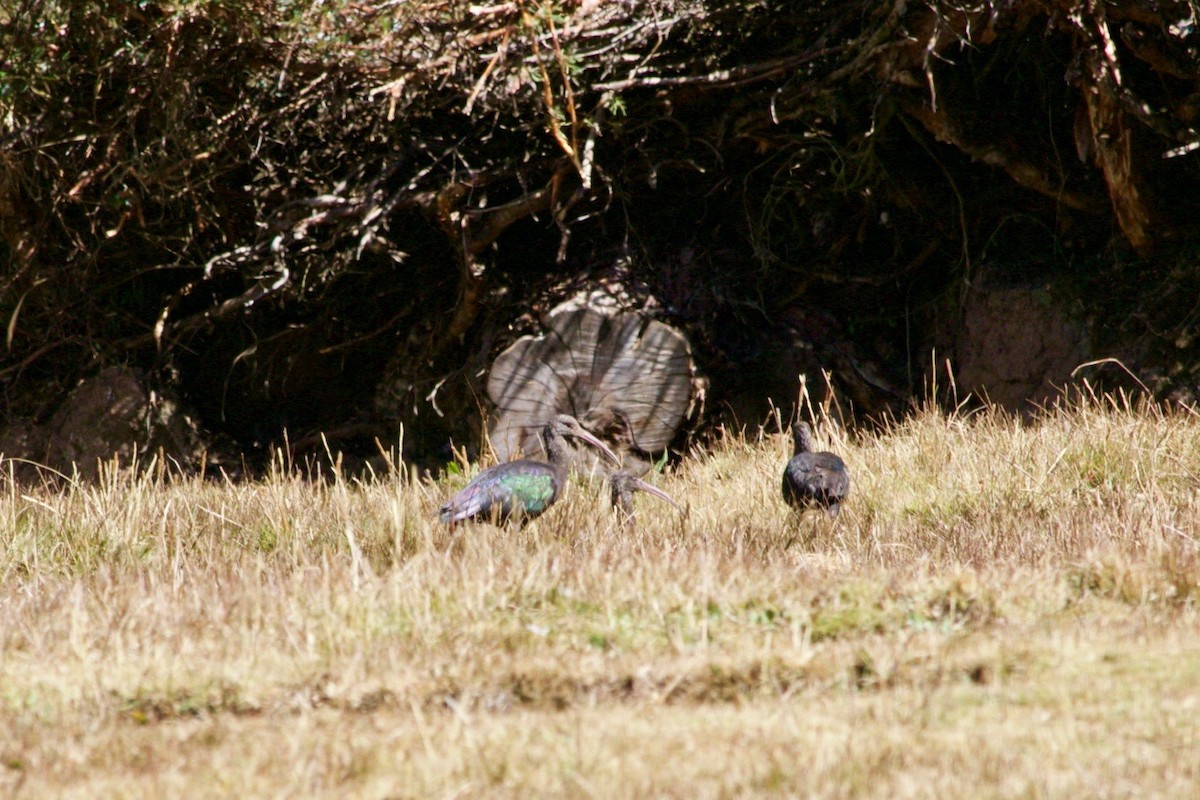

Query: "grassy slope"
left=2, top=398, right=1200, bottom=797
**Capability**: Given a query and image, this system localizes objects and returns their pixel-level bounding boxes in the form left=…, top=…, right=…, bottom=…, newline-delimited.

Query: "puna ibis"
left=609, top=469, right=681, bottom=527
left=439, top=414, right=620, bottom=526
left=782, top=421, right=850, bottom=518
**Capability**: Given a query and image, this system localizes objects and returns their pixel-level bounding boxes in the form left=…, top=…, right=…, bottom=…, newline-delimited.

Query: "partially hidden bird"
left=608, top=469, right=681, bottom=527
left=782, top=421, right=850, bottom=517
left=440, top=414, right=621, bottom=526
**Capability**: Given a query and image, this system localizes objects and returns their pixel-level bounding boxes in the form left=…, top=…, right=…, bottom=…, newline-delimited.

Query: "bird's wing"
left=785, top=454, right=818, bottom=482
left=440, top=461, right=557, bottom=522
left=826, top=467, right=850, bottom=498
left=440, top=478, right=496, bottom=522
left=813, top=453, right=850, bottom=498
left=497, top=469, right=558, bottom=515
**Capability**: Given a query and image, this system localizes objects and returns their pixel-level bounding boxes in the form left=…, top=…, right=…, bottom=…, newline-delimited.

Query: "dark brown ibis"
left=609, top=469, right=681, bottom=527
left=440, top=414, right=620, bottom=526
left=782, top=421, right=850, bottom=518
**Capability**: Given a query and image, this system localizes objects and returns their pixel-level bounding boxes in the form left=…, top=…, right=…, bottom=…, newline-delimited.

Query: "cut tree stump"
left=487, top=303, right=693, bottom=474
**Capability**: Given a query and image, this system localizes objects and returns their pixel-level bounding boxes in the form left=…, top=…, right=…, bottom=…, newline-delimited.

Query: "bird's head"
left=609, top=469, right=682, bottom=511
left=546, top=414, right=621, bottom=467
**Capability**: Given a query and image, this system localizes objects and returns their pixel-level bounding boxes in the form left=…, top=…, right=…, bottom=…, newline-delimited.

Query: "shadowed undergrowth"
left=2, top=396, right=1200, bottom=796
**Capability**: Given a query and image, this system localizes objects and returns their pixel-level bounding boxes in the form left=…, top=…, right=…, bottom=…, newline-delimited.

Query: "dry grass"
left=3, top=396, right=1200, bottom=797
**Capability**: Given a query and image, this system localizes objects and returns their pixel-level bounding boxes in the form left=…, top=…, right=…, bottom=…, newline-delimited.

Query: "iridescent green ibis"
left=608, top=469, right=681, bottom=527
left=782, top=421, right=850, bottom=517
left=439, top=414, right=620, bottom=526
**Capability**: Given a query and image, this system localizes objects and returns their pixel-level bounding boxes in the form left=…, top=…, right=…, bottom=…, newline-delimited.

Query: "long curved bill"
left=573, top=427, right=622, bottom=467
left=630, top=476, right=682, bottom=511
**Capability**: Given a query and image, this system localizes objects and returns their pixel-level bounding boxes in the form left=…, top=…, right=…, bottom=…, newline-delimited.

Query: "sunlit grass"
left=2, top=394, right=1200, bottom=796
